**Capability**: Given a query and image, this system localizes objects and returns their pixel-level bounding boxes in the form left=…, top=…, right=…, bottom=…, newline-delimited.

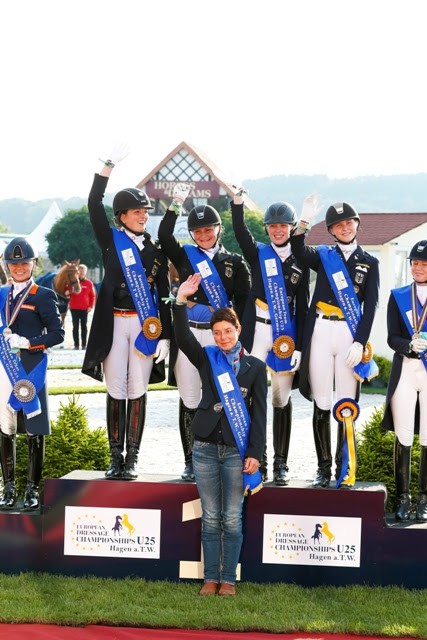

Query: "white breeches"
left=391, top=357, right=427, bottom=446
left=308, top=316, right=357, bottom=411
left=174, top=326, right=215, bottom=409
left=251, top=319, right=293, bottom=408
left=103, top=315, right=153, bottom=400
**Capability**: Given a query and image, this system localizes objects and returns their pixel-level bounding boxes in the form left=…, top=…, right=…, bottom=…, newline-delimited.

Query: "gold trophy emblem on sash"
left=272, top=335, right=295, bottom=359
left=142, top=316, right=162, bottom=340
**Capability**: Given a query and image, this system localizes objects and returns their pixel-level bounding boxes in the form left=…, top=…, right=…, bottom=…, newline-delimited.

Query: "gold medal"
left=272, top=335, right=295, bottom=359
left=412, top=333, right=419, bottom=340
left=3, top=328, right=12, bottom=337
left=142, top=316, right=162, bottom=340
left=361, top=340, right=373, bottom=364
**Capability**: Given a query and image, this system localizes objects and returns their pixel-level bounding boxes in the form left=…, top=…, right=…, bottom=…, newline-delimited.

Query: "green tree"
left=220, top=208, right=266, bottom=255
left=46, top=205, right=114, bottom=268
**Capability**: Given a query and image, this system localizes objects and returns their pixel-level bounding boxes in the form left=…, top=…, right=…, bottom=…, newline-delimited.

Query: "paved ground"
left=47, top=312, right=385, bottom=482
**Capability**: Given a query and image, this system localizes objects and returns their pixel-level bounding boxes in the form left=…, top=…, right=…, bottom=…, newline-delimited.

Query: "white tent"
left=27, top=201, right=63, bottom=255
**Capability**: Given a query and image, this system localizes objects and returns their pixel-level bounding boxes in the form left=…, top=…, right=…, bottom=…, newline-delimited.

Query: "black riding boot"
left=259, top=447, right=268, bottom=482
left=23, top=435, right=44, bottom=511
left=179, top=400, right=196, bottom=481
left=312, top=403, right=332, bottom=488
left=416, top=446, right=427, bottom=522
left=0, top=432, right=17, bottom=510
left=105, top=395, right=126, bottom=480
left=334, top=421, right=344, bottom=482
left=122, top=395, right=147, bottom=480
left=273, top=400, right=292, bottom=486
left=394, top=438, right=411, bottom=521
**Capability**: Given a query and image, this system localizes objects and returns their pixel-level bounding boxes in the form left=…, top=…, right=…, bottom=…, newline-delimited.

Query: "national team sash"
left=257, top=243, right=296, bottom=374
left=317, top=245, right=378, bottom=382
left=204, top=345, right=263, bottom=495
left=0, top=287, right=47, bottom=419
left=113, top=229, right=161, bottom=357
left=183, top=245, right=230, bottom=309
left=392, top=284, right=427, bottom=371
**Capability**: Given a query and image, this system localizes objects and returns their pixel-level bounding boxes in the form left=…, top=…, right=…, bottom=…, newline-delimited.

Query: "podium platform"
left=1, top=472, right=426, bottom=588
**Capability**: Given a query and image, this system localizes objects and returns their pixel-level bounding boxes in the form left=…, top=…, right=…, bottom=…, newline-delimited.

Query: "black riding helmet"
left=113, top=188, right=153, bottom=224
left=3, top=237, right=38, bottom=263
left=325, top=202, right=360, bottom=229
left=264, top=202, right=297, bottom=226
left=187, top=205, right=221, bottom=231
left=409, top=240, right=427, bottom=262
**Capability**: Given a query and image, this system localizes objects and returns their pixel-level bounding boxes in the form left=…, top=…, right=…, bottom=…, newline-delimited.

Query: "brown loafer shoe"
left=218, top=582, right=236, bottom=596
left=199, top=581, right=218, bottom=596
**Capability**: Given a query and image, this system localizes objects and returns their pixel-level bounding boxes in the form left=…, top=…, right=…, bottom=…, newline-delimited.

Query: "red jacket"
left=68, top=278, right=96, bottom=311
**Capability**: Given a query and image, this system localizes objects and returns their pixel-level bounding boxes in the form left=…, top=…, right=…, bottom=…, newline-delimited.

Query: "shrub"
left=356, top=404, right=420, bottom=512
left=370, top=354, right=392, bottom=388
left=16, top=395, right=109, bottom=493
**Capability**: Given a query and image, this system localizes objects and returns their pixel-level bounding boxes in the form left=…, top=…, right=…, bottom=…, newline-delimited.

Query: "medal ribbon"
left=0, top=286, right=47, bottom=418
left=411, top=282, right=427, bottom=338
left=257, top=243, right=296, bottom=374
left=113, top=229, right=159, bottom=357
left=5, top=280, right=34, bottom=327
left=204, top=345, right=263, bottom=496
left=183, top=245, right=230, bottom=309
left=392, top=284, right=427, bottom=371
left=317, top=245, right=379, bottom=382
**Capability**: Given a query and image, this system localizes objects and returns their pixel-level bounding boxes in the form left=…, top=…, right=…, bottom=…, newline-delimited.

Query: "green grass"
left=0, top=574, right=425, bottom=635
left=48, top=383, right=176, bottom=395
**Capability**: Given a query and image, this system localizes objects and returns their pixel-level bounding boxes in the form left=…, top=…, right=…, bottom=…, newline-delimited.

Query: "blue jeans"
left=192, top=440, right=244, bottom=584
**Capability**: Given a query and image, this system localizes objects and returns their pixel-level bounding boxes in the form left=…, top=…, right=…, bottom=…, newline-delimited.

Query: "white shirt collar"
left=272, top=243, right=291, bottom=262
left=125, top=229, right=145, bottom=251
left=12, top=278, right=33, bottom=298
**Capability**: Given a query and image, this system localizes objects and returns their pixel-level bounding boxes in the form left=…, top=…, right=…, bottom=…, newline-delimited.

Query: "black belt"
left=255, top=316, right=272, bottom=325
left=316, top=313, right=346, bottom=322
left=189, top=320, right=211, bottom=329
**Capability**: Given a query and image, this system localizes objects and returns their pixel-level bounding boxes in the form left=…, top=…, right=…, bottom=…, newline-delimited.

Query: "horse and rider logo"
left=112, top=513, right=136, bottom=536
left=311, top=522, right=336, bottom=545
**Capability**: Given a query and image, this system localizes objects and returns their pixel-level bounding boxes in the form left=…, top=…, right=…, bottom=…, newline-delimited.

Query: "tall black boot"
left=334, top=422, right=344, bottom=481
left=416, top=446, right=427, bottom=522
left=259, top=448, right=268, bottom=483
left=179, top=399, right=196, bottom=481
left=311, top=403, right=332, bottom=488
left=105, top=394, right=126, bottom=480
left=394, top=438, right=411, bottom=521
left=0, top=432, right=17, bottom=510
left=273, top=400, right=292, bottom=486
left=122, top=395, right=147, bottom=481
left=23, top=435, right=44, bottom=511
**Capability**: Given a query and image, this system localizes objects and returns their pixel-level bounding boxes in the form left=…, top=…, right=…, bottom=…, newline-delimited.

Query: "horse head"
left=53, top=259, right=82, bottom=296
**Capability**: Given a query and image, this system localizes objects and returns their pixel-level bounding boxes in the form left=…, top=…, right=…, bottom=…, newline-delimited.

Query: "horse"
left=121, top=513, right=136, bottom=535
left=311, top=523, right=323, bottom=544
left=321, top=522, right=336, bottom=543
left=36, top=260, right=81, bottom=322
left=112, top=515, right=123, bottom=535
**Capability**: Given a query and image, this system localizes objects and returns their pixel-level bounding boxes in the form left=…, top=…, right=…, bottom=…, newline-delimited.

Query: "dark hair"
left=210, top=307, right=241, bottom=331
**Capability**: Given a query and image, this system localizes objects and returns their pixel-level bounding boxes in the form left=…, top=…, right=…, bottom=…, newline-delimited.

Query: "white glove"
left=299, top=194, right=321, bottom=226
left=5, top=333, right=30, bottom=351
left=411, top=337, right=427, bottom=353
left=154, top=339, right=170, bottom=364
left=290, top=350, right=301, bottom=372
left=170, top=183, right=191, bottom=216
left=101, top=140, right=131, bottom=167
left=345, top=342, right=364, bottom=368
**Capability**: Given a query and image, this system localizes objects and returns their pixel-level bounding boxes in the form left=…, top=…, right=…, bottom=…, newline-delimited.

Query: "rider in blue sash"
left=0, top=237, right=64, bottom=511
left=83, top=143, right=172, bottom=481
left=291, top=199, right=379, bottom=488
left=173, top=273, right=266, bottom=597
left=382, top=240, right=427, bottom=522
left=158, top=192, right=250, bottom=482
left=232, top=195, right=309, bottom=486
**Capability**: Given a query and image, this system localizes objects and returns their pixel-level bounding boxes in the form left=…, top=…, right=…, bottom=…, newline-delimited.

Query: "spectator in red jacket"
left=68, top=264, right=96, bottom=350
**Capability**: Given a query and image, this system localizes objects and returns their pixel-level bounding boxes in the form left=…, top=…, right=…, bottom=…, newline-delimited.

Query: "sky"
left=1, top=0, right=427, bottom=201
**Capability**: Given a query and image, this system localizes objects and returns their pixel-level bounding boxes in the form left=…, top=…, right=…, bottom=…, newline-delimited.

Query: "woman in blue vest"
left=0, top=237, right=64, bottom=510
left=382, top=240, right=427, bottom=521
left=291, top=198, right=379, bottom=488
left=174, top=273, right=266, bottom=596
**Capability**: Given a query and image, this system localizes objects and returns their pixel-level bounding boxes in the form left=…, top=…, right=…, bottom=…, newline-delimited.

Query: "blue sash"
left=183, top=245, right=230, bottom=309
left=317, top=245, right=378, bottom=381
left=392, top=285, right=427, bottom=371
left=204, top=345, right=263, bottom=495
left=113, top=229, right=159, bottom=357
left=0, top=287, right=47, bottom=419
left=257, top=243, right=296, bottom=374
